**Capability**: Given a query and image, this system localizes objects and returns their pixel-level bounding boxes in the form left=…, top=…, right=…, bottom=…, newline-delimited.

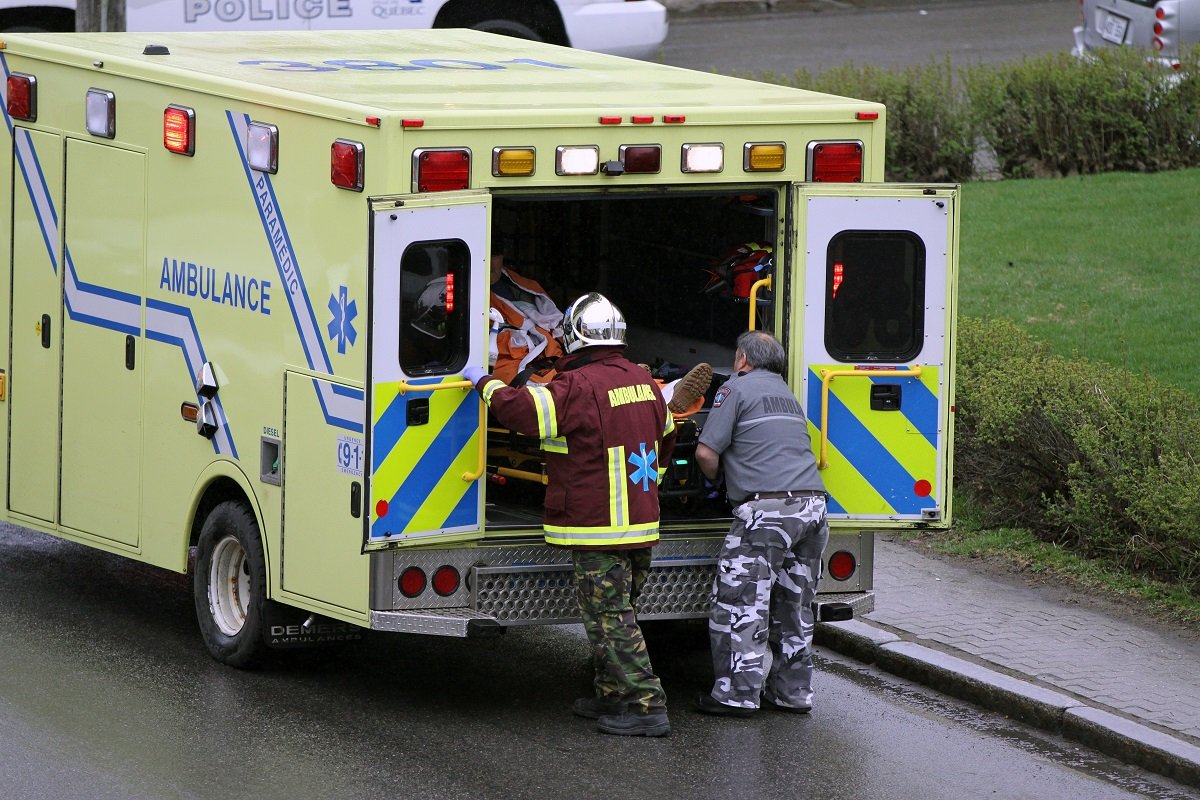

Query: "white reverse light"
left=247, top=122, right=279, bottom=174
left=681, top=143, right=724, bottom=173
left=86, top=88, right=115, bottom=139
left=555, top=145, right=599, bottom=176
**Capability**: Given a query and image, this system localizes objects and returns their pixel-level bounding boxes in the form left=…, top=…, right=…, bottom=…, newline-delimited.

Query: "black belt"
left=742, top=490, right=825, bottom=502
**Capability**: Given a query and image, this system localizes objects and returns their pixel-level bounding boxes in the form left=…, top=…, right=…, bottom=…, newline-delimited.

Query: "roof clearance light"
left=331, top=138, right=364, bottom=191
left=163, top=104, right=195, bottom=156
left=663, top=114, right=685, bottom=124
left=681, top=143, right=723, bottom=173
left=619, top=144, right=661, bottom=174
left=744, top=142, right=785, bottom=172
left=493, top=146, right=536, bottom=177
left=85, top=88, right=115, bottom=139
left=631, top=115, right=654, bottom=124
left=809, top=141, right=863, bottom=182
left=856, top=111, right=880, bottom=121
left=556, top=145, right=599, bottom=176
left=599, top=115, right=621, bottom=125
left=6, top=73, right=36, bottom=122
left=246, top=121, right=278, bottom=174
left=414, top=148, right=470, bottom=193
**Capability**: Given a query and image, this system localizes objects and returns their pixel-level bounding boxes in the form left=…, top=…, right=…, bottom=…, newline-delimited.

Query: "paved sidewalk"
left=817, top=537, right=1200, bottom=787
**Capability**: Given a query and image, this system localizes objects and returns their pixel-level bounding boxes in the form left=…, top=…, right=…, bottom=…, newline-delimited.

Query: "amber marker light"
left=744, top=142, right=785, bottom=172
left=493, top=147, right=536, bottom=177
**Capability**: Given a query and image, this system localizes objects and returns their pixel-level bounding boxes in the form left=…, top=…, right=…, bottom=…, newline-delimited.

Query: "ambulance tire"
left=193, top=501, right=270, bottom=669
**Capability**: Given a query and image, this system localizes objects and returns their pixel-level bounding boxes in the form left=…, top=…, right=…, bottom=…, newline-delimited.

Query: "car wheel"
left=193, top=501, right=269, bottom=668
left=468, top=18, right=544, bottom=43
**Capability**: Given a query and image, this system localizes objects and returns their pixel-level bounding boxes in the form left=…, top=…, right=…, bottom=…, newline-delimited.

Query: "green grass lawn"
left=959, top=169, right=1200, bottom=395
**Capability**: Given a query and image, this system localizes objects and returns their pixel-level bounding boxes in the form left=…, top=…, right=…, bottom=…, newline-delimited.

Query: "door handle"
left=40, top=314, right=50, bottom=348
left=125, top=335, right=136, bottom=370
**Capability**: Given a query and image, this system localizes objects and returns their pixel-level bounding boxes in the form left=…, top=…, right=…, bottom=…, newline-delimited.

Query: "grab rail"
left=818, top=365, right=922, bottom=469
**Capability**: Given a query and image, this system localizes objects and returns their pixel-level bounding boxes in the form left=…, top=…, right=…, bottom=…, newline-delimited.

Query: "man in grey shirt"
left=692, top=330, right=830, bottom=716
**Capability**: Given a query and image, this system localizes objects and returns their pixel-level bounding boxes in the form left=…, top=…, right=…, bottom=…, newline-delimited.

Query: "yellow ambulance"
left=0, top=30, right=957, bottom=666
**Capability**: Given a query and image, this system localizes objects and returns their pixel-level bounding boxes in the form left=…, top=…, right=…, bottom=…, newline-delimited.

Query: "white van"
left=0, top=0, right=668, bottom=59
left=1073, top=0, right=1195, bottom=68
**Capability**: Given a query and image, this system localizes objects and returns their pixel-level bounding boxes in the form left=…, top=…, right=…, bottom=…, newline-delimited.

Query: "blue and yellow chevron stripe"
left=806, top=365, right=941, bottom=518
left=369, top=377, right=479, bottom=542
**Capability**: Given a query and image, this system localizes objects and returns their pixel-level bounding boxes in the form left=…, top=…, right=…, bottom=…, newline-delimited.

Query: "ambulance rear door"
left=793, top=184, right=958, bottom=525
left=364, top=191, right=490, bottom=551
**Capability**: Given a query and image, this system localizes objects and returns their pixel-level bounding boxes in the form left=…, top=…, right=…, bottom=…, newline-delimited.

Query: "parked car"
left=0, top=0, right=668, bottom=59
left=1072, top=0, right=1194, bottom=68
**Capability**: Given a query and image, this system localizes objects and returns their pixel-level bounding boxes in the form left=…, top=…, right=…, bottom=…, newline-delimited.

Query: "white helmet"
left=561, top=292, right=626, bottom=353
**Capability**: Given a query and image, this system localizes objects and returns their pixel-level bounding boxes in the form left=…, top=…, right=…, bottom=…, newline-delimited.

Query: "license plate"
left=1099, top=10, right=1129, bottom=44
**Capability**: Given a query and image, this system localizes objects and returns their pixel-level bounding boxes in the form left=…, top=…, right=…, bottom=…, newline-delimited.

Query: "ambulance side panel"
left=8, top=127, right=61, bottom=526
left=60, top=139, right=145, bottom=549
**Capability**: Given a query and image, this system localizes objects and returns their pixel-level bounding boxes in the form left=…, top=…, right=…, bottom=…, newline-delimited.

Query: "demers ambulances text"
left=159, top=257, right=272, bottom=314
left=608, top=383, right=656, bottom=408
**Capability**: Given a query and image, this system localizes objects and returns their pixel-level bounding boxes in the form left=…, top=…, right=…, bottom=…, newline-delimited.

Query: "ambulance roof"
left=1, top=30, right=879, bottom=125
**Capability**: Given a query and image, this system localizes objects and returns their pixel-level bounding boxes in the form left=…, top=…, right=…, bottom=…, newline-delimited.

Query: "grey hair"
left=736, top=330, right=787, bottom=375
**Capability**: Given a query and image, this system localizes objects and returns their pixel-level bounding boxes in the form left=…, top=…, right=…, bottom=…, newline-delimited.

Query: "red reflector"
left=663, top=114, right=685, bottom=124
left=856, top=111, right=879, bottom=121
left=375, top=498, right=389, bottom=518
left=914, top=479, right=932, bottom=497
left=599, top=115, right=621, bottom=125
left=1154, top=21, right=1163, bottom=34
left=1156, top=6, right=1165, bottom=18
left=431, top=565, right=461, bottom=597
left=811, top=141, right=863, bottom=182
left=445, top=272, right=455, bottom=313
left=399, top=566, right=427, bottom=598
left=828, top=551, right=856, bottom=581
left=6, top=73, right=35, bottom=121
left=366, top=116, right=381, bottom=127
left=621, top=145, right=661, bottom=174
left=402, top=119, right=424, bottom=129
left=331, top=139, right=364, bottom=191
left=417, top=149, right=470, bottom=193
left=163, top=105, right=195, bottom=156
left=631, top=115, right=653, bottom=124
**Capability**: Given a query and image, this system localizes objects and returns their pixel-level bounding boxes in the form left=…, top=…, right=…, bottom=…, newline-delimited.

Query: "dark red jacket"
left=477, top=347, right=677, bottom=549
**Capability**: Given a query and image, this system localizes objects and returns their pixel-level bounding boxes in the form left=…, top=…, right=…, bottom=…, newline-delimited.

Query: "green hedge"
left=955, top=317, right=1200, bottom=594
left=762, top=47, right=1200, bottom=181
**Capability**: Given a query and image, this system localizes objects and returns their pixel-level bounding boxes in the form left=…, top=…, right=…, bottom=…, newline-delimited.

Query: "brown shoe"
left=668, top=363, right=712, bottom=414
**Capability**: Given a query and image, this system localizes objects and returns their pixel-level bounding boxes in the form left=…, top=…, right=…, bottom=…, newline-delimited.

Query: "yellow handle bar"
left=393, top=378, right=484, bottom=481
left=747, top=275, right=772, bottom=331
left=818, top=365, right=922, bottom=469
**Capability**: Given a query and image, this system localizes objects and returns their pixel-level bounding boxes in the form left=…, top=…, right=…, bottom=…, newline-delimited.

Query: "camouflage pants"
left=709, top=496, right=829, bottom=709
left=573, top=548, right=666, bottom=714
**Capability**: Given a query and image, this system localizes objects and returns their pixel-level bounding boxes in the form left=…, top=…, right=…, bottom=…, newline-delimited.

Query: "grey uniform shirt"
left=698, top=369, right=825, bottom=504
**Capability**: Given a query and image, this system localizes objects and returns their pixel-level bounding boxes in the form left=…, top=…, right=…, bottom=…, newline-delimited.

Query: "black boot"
left=596, top=709, right=671, bottom=737
left=572, top=696, right=627, bottom=719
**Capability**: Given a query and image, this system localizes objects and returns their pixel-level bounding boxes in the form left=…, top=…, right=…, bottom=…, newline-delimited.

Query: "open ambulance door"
left=794, top=184, right=957, bottom=526
left=364, top=191, right=490, bottom=552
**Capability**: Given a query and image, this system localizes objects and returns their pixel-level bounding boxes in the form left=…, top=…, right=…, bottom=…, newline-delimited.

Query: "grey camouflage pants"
left=708, top=496, right=829, bottom=709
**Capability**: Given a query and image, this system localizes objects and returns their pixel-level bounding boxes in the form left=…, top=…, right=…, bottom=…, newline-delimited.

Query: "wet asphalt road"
left=2, top=522, right=1197, bottom=800
left=656, top=0, right=1080, bottom=73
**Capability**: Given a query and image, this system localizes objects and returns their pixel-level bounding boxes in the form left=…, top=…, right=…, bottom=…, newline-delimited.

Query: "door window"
left=399, top=239, right=470, bottom=375
left=824, top=230, right=925, bottom=362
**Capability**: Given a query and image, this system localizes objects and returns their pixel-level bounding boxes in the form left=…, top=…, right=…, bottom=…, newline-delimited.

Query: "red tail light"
left=164, top=105, right=195, bottom=156
left=432, top=565, right=461, bottom=596
left=828, top=551, right=857, bottom=581
left=810, top=141, right=863, bottom=182
left=6, top=73, right=36, bottom=122
left=331, top=139, right=364, bottom=191
left=399, top=566, right=427, bottom=598
left=414, top=148, right=470, bottom=193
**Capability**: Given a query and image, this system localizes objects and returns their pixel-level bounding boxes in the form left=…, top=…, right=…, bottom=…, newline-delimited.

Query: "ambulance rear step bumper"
left=368, top=590, right=874, bottom=638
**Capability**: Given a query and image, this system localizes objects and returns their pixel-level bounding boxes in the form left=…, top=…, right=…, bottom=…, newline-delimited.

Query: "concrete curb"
left=816, top=619, right=1200, bottom=787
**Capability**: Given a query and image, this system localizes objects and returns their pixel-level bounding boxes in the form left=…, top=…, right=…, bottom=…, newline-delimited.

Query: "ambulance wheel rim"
left=209, top=534, right=250, bottom=636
